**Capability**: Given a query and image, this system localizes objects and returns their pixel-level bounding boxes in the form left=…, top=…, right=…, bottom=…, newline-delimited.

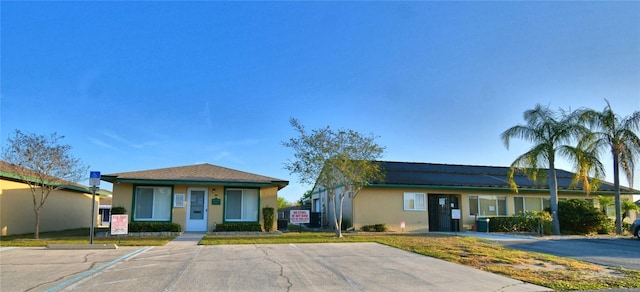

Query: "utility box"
left=476, top=218, right=490, bottom=233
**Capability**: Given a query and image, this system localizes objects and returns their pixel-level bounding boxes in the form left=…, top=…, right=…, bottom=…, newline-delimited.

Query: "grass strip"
left=0, top=228, right=175, bottom=247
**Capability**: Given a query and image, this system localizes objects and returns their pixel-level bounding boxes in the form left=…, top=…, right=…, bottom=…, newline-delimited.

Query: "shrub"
left=558, top=199, right=608, bottom=234
left=518, top=211, right=553, bottom=235
left=215, top=223, right=262, bottom=232
left=488, top=216, right=521, bottom=232
left=485, top=211, right=552, bottom=235
left=341, top=217, right=351, bottom=231
left=361, top=224, right=387, bottom=232
left=111, top=206, right=127, bottom=215
left=599, top=218, right=615, bottom=234
left=129, top=222, right=182, bottom=232
left=262, top=207, right=275, bottom=232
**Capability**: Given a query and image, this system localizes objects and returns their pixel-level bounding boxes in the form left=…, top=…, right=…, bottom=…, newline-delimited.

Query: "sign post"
left=89, top=171, right=100, bottom=244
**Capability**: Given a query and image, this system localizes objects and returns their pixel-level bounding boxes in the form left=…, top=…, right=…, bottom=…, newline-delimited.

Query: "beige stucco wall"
left=349, top=186, right=637, bottom=233
left=111, top=183, right=281, bottom=232
left=1, top=179, right=97, bottom=236
left=111, top=183, right=134, bottom=214
left=259, top=186, right=278, bottom=231
left=353, top=188, right=430, bottom=232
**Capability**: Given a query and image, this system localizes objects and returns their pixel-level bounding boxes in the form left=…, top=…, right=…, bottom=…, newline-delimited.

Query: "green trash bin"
left=476, top=218, right=490, bottom=232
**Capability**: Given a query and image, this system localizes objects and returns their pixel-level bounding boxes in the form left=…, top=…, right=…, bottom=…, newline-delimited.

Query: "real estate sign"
left=111, top=214, right=128, bottom=235
left=290, top=210, right=310, bottom=224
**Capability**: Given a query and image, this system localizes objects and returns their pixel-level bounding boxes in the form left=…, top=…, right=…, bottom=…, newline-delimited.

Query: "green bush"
left=341, top=217, right=351, bottom=231
left=558, top=199, right=608, bottom=234
left=262, top=207, right=275, bottom=232
left=129, top=222, right=182, bottom=232
left=598, top=218, right=615, bottom=234
left=485, top=211, right=552, bottom=235
left=361, top=224, right=388, bottom=232
left=488, top=216, right=521, bottom=232
left=215, top=223, right=262, bottom=232
left=111, top=206, right=127, bottom=215
left=517, top=211, right=553, bottom=235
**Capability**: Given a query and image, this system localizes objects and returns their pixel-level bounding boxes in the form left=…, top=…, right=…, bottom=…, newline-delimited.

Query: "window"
left=404, top=192, right=426, bottom=211
left=225, top=189, right=259, bottom=222
left=514, top=197, right=550, bottom=214
left=134, top=186, right=172, bottom=221
left=469, top=195, right=506, bottom=216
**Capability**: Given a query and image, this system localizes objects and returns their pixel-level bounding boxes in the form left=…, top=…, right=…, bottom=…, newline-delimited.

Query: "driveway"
left=498, top=237, right=640, bottom=270
left=1, top=236, right=549, bottom=291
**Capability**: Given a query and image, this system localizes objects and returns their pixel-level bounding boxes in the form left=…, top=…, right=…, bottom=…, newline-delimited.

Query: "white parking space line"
left=44, top=246, right=153, bottom=292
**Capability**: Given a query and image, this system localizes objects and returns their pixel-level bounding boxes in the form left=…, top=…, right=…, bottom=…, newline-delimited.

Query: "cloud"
left=100, top=130, right=159, bottom=149
left=212, top=151, right=244, bottom=165
left=89, top=138, right=117, bottom=150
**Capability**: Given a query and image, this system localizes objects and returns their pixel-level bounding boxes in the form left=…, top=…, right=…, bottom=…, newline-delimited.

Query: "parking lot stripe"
left=45, top=246, right=153, bottom=292
left=0, top=247, right=18, bottom=252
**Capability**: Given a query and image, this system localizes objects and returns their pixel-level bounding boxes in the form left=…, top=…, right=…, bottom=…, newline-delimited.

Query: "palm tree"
left=501, top=104, right=585, bottom=235
left=560, top=130, right=605, bottom=195
left=621, top=199, right=639, bottom=220
left=597, top=195, right=613, bottom=215
left=576, top=100, right=640, bottom=234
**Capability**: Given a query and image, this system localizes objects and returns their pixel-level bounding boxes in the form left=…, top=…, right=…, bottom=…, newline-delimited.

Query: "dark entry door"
left=428, top=194, right=459, bottom=231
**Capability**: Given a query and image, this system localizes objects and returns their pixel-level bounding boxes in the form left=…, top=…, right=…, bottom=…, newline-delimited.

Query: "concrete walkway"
left=164, top=232, right=205, bottom=246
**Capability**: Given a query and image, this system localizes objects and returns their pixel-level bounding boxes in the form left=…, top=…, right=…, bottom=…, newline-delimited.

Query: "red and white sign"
left=111, top=214, right=128, bottom=235
left=290, top=210, right=310, bottom=224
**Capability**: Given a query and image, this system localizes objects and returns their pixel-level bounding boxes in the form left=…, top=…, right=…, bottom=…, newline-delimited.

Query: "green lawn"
left=0, top=228, right=175, bottom=247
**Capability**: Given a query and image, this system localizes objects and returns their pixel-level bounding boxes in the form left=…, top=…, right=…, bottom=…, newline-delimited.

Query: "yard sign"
left=111, top=214, right=128, bottom=235
left=290, top=210, right=310, bottom=224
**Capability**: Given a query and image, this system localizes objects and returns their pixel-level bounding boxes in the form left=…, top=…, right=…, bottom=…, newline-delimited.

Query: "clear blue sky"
left=2, top=1, right=639, bottom=203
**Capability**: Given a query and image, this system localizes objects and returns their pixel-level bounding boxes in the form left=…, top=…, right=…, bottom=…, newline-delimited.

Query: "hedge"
left=361, top=224, right=388, bottom=232
left=129, top=222, right=182, bottom=232
left=214, top=223, right=262, bottom=232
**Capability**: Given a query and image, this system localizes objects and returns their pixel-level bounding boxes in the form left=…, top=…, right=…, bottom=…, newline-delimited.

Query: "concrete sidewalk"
left=164, top=232, right=205, bottom=246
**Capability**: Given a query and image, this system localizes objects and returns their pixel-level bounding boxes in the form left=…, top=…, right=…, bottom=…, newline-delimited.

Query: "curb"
left=47, top=244, right=118, bottom=250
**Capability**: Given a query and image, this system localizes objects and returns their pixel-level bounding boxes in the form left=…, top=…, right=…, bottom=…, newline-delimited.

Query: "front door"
left=428, top=194, right=460, bottom=232
left=186, top=188, right=208, bottom=231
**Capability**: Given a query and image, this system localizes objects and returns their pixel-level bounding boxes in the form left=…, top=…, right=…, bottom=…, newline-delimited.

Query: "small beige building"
left=311, top=161, right=638, bottom=233
left=102, top=164, right=288, bottom=232
left=0, top=161, right=98, bottom=236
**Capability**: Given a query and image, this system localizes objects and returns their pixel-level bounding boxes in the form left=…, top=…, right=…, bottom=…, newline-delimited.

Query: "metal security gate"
left=428, top=194, right=459, bottom=232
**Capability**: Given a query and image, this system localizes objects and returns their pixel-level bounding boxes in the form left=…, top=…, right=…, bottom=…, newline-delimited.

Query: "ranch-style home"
left=0, top=161, right=100, bottom=236
left=311, top=161, right=639, bottom=233
left=101, top=164, right=288, bottom=232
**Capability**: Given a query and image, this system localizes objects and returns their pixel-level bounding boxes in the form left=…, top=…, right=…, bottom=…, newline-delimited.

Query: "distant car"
left=631, top=219, right=640, bottom=240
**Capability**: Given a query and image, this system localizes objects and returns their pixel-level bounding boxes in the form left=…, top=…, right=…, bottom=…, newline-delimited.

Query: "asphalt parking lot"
left=499, top=237, right=640, bottom=270
left=0, top=240, right=549, bottom=292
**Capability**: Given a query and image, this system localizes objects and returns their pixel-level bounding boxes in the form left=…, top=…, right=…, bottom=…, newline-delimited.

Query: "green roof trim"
left=1, top=170, right=95, bottom=194
left=369, top=183, right=637, bottom=195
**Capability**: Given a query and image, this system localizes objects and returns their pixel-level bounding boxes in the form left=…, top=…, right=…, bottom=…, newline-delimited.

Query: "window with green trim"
left=514, top=196, right=550, bottom=214
left=134, top=186, right=171, bottom=221
left=225, top=188, right=259, bottom=222
left=469, top=195, right=506, bottom=216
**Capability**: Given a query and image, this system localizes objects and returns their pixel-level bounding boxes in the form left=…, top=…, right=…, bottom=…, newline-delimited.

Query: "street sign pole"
left=89, top=171, right=101, bottom=245
left=90, top=186, right=97, bottom=244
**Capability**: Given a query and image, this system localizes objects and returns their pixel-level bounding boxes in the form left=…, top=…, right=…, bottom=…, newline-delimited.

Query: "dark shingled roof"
left=374, top=161, right=638, bottom=193
left=101, top=163, right=288, bottom=189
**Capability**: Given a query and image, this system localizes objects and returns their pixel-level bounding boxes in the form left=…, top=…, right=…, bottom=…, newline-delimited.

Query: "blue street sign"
left=90, top=171, right=101, bottom=187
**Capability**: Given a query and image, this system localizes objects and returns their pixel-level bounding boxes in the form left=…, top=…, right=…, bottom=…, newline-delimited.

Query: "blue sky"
left=2, top=1, right=639, bottom=203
